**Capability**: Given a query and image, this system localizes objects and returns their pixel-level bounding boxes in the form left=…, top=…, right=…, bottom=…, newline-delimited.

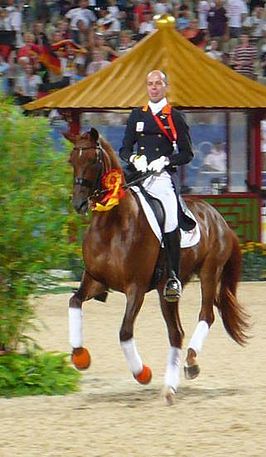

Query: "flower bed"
left=240, top=242, right=266, bottom=281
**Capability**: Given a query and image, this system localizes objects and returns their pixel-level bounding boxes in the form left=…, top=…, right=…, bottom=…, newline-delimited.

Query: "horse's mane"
left=99, top=135, right=122, bottom=170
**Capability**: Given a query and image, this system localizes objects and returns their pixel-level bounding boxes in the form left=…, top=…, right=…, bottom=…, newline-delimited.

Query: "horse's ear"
left=81, top=131, right=89, bottom=140
left=90, top=128, right=99, bottom=143
left=63, top=131, right=76, bottom=144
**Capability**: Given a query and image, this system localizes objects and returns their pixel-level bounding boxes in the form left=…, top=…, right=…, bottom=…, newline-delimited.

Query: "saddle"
left=137, top=185, right=196, bottom=233
left=134, top=185, right=196, bottom=291
left=122, top=163, right=197, bottom=290
left=122, top=161, right=196, bottom=232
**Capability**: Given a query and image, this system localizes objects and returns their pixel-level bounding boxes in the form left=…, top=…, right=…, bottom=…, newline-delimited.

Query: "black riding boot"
left=163, top=229, right=182, bottom=302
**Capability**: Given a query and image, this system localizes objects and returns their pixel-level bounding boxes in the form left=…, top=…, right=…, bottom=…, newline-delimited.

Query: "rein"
left=123, top=170, right=155, bottom=189
left=74, top=141, right=155, bottom=198
left=89, top=170, right=156, bottom=200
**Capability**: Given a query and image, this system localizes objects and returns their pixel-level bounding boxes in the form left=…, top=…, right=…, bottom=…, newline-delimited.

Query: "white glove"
left=148, top=156, right=170, bottom=173
left=129, top=154, right=148, bottom=173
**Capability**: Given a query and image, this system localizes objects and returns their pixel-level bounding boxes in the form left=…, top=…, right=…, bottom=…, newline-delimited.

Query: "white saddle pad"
left=132, top=187, right=201, bottom=248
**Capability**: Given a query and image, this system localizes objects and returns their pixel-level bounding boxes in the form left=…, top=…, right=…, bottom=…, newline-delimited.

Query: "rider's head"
left=146, top=70, right=168, bottom=103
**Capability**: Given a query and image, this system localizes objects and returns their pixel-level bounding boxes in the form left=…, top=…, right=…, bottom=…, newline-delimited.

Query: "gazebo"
left=25, top=15, right=266, bottom=242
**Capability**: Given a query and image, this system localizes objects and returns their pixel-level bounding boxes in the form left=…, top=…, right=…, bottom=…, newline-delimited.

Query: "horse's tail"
left=215, top=232, right=250, bottom=346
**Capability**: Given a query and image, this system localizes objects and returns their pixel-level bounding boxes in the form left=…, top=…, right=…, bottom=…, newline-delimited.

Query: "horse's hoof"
left=184, top=364, right=200, bottom=380
left=162, top=386, right=176, bottom=406
left=71, top=347, right=91, bottom=370
left=134, top=365, right=152, bottom=384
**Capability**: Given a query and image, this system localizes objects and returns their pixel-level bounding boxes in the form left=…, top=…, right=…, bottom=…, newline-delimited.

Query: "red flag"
left=39, top=42, right=61, bottom=75
left=51, top=39, right=87, bottom=55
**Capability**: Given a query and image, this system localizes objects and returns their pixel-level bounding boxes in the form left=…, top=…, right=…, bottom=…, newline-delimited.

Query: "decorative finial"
left=154, top=14, right=175, bottom=29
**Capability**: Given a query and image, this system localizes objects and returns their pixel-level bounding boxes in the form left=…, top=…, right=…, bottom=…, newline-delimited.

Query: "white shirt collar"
left=148, top=97, right=168, bottom=115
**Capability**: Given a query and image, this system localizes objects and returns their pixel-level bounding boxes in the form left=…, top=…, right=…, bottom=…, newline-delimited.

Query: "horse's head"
left=65, top=128, right=105, bottom=214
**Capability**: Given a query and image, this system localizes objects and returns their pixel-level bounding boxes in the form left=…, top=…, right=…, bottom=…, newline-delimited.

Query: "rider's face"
left=146, top=72, right=167, bottom=103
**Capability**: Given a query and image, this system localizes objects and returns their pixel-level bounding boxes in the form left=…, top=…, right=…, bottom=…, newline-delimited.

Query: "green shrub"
left=241, top=242, right=266, bottom=281
left=0, top=351, right=81, bottom=397
left=0, top=98, right=85, bottom=349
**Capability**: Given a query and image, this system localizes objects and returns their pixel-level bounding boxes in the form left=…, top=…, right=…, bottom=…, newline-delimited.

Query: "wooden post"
left=59, top=109, right=80, bottom=135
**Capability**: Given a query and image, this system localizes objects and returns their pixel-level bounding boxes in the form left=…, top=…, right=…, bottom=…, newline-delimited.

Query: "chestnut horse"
left=66, top=128, right=249, bottom=405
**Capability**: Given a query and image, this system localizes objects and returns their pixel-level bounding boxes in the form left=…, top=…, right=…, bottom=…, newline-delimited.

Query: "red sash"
left=143, top=104, right=178, bottom=149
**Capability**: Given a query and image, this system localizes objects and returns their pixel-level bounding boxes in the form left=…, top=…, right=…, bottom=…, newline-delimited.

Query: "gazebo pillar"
left=59, top=109, right=81, bottom=135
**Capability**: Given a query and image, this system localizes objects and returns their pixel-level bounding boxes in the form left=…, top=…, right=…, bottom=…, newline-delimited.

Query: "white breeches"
left=143, top=171, right=178, bottom=233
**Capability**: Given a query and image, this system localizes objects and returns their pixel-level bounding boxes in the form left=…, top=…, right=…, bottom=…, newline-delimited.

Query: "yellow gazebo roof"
left=25, top=15, right=266, bottom=111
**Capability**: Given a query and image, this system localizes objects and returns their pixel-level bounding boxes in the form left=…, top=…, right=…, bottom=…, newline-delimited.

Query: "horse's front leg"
left=69, top=270, right=106, bottom=370
left=120, top=286, right=152, bottom=385
left=159, top=289, right=184, bottom=405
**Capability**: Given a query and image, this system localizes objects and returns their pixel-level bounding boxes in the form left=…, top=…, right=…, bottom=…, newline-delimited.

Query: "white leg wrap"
left=69, top=307, right=83, bottom=348
left=188, top=321, right=209, bottom=355
left=164, top=346, right=182, bottom=391
left=120, top=338, right=143, bottom=375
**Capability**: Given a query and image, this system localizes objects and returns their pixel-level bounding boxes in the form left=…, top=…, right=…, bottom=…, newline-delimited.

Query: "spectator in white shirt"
left=206, top=39, right=223, bottom=60
left=249, top=6, right=265, bottom=44
left=5, top=0, right=22, bottom=35
left=197, top=0, right=210, bottom=31
left=107, top=0, right=121, bottom=19
left=117, top=30, right=135, bottom=54
left=97, top=5, right=121, bottom=29
left=203, top=142, right=227, bottom=172
left=226, top=0, right=248, bottom=39
left=65, top=0, right=96, bottom=42
left=153, top=0, right=173, bottom=15
left=138, top=10, right=155, bottom=38
left=85, top=49, right=110, bottom=74
left=14, top=62, right=42, bottom=104
left=97, top=7, right=121, bottom=48
left=0, top=7, right=12, bottom=30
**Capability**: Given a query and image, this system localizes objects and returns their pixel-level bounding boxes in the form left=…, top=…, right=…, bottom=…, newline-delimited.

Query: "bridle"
left=73, top=138, right=157, bottom=204
left=73, top=141, right=107, bottom=200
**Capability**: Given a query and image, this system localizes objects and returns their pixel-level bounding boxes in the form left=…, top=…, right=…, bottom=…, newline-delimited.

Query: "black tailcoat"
left=119, top=105, right=196, bottom=232
left=119, top=105, right=194, bottom=170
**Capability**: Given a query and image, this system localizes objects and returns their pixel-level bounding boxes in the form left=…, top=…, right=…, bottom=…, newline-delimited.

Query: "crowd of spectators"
left=0, top=0, right=266, bottom=106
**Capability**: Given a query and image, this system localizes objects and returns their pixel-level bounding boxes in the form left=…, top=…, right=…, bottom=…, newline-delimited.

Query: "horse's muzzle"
left=73, top=197, right=88, bottom=215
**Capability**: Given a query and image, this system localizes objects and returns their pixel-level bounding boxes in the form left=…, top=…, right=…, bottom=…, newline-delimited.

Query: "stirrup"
left=163, top=276, right=182, bottom=302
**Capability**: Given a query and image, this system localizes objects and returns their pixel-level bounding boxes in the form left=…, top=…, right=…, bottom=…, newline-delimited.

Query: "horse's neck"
left=109, top=154, right=121, bottom=169
left=95, top=139, right=140, bottom=229
left=100, top=138, right=121, bottom=171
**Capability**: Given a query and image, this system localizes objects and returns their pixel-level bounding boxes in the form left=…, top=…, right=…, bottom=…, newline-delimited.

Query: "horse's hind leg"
left=159, top=290, right=184, bottom=405
left=69, top=270, right=106, bottom=370
left=120, top=286, right=152, bottom=385
left=184, top=262, right=222, bottom=380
